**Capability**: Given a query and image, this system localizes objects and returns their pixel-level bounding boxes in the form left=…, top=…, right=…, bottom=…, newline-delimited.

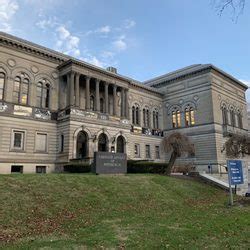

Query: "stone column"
left=95, top=79, right=100, bottom=111
left=75, top=73, right=80, bottom=107
left=85, top=76, right=90, bottom=110
left=121, top=88, right=125, bottom=117
left=69, top=72, right=75, bottom=106
left=113, top=85, right=117, bottom=116
left=124, top=89, right=129, bottom=119
left=105, top=82, right=109, bottom=114
left=59, top=76, right=63, bottom=109
left=67, top=73, right=70, bottom=106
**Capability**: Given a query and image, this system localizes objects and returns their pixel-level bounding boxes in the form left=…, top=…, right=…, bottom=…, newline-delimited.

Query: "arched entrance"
left=116, top=135, right=125, bottom=153
left=98, top=133, right=108, bottom=152
left=76, top=131, right=88, bottom=158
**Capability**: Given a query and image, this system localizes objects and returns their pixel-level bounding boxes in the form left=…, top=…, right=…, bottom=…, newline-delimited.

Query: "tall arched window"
left=143, top=107, right=150, bottom=127
left=132, top=106, right=135, bottom=124
left=135, top=106, right=140, bottom=125
left=237, top=112, right=243, bottom=129
left=90, top=95, right=94, bottom=111
left=132, top=104, right=140, bottom=126
left=172, top=109, right=181, bottom=128
left=0, top=72, right=5, bottom=100
left=184, top=106, right=195, bottom=127
left=13, top=76, right=21, bottom=104
left=36, top=80, right=50, bottom=108
left=153, top=109, right=159, bottom=129
left=230, top=109, right=235, bottom=127
left=221, top=105, right=228, bottom=125
left=13, top=73, right=30, bottom=105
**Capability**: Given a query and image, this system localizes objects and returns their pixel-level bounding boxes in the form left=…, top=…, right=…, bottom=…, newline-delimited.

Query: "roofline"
left=145, top=64, right=248, bottom=90
left=0, top=31, right=162, bottom=95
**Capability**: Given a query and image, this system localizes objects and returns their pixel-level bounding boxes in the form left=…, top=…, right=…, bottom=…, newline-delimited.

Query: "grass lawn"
left=0, top=174, right=249, bottom=249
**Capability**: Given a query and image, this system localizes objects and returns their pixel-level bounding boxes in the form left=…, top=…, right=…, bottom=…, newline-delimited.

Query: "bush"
left=64, top=163, right=91, bottom=173
left=127, top=160, right=167, bottom=174
left=171, top=164, right=196, bottom=174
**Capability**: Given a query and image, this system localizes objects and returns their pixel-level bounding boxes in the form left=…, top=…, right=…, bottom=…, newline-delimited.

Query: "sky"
left=0, top=0, right=249, bottom=99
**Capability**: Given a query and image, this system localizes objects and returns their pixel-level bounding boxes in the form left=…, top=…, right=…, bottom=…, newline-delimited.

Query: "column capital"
left=85, top=75, right=91, bottom=81
left=95, top=78, right=100, bottom=84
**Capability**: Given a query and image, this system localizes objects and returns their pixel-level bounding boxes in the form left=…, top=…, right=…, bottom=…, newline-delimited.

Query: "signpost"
left=227, top=160, right=244, bottom=205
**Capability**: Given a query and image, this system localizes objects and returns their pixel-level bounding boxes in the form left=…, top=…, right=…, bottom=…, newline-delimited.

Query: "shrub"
left=64, top=163, right=91, bottom=173
left=127, top=160, right=167, bottom=174
left=172, top=164, right=196, bottom=174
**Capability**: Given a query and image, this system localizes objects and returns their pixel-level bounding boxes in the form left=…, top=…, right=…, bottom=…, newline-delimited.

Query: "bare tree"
left=161, top=132, right=194, bottom=175
left=222, top=134, right=250, bottom=158
left=212, top=0, right=246, bottom=20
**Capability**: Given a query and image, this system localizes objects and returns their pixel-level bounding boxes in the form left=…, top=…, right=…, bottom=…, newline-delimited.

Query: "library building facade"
left=0, top=32, right=248, bottom=174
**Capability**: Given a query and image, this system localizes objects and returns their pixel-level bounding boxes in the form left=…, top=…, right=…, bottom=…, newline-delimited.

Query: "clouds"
left=55, top=25, right=81, bottom=57
left=0, top=0, right=19, bottom=32
left=113, top=35, right=127, bottom=51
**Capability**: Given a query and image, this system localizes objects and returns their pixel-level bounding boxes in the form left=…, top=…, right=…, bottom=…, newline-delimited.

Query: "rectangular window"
left=155, top=146, right=160, bottom=159
left=134, top=144, right=140, bottom=157
left=36, top=166, right=46, bottom=174
left=35, top=133, right=48, bottom=152
left=12, top=130, right=25, bottom=150
left=11, top=165, right=23, bottom=173
left=145, top=145, right=151, bottom=159
left=60, top=134, right=64, bottom=152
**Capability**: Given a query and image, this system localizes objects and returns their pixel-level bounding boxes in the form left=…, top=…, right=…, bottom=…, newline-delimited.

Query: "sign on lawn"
left=227, top=160, right=244, bottom=185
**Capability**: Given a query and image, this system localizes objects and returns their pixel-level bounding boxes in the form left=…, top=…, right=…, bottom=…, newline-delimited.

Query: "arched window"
left=135, top=106, right=139, bottom=125
left=13, top=73, right=30, bottom=105
left=132, top=104, right=140, bottom=126
left=143, top=107, right=150, bottom=127
left=21, top=78, right=29, bottom=105
left=153, top=109, right=159, bottom=129
left=184, top=106, right=195, bottom=127
left=221, top=105, right=228, bottom=125
left=100, top=98, right=104, bottom=113
left=237, top=112, right=243, bottom=129
left=13, top=76, right=21, bottom=103
left=172, top=109, right=181, bottom=128
left=36, top=80, right=50, bottom=108
left=90, top=95, right=94, bottom=111
left=0, top=72, right=5, bottom=100
left=132, top=106, right=135, bottom=124
left=230, top=109, right=235, bottom=127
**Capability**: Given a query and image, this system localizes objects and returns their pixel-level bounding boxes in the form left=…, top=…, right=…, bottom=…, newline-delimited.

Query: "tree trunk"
left=165, top=151, right=177, bottom=175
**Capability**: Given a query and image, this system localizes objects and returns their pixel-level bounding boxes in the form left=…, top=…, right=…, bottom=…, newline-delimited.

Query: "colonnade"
left=60, top=71, right=129, bottom=119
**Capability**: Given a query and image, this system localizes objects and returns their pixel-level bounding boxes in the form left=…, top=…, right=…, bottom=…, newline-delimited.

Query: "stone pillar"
left=113, top=85, right=117, bottom=116
left=59, top=76, right=63, bottom=109
left=67, top=73, right=70, bottom=106
left=85, top=76, right=90, bottom=110
left=121, top=88, right=125, bottom=117
left=75, top=73, right=80, bottom=107
left=124, top=89, right=129, bottom=119
left=95, top=79, right=100, bottom=111
left=69, top=72, right=75, bottom=106
left=105, top=82, right=109, bottom=114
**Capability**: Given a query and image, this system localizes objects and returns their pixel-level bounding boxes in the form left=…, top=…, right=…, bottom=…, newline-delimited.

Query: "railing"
left=222, top=125, right=247, bottom=137
left=131, top=126, right=163, bottom=137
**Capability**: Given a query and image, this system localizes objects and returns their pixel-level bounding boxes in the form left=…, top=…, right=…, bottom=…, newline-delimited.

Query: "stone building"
left=0, top=32, right=248, bottom=174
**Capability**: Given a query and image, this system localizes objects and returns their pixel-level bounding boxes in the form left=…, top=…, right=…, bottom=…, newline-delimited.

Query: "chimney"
left=106, top=67, right=117, bottom=74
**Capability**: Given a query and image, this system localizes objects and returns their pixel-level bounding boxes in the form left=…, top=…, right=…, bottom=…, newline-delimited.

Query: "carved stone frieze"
left=34, top=108, right=51, bottom=120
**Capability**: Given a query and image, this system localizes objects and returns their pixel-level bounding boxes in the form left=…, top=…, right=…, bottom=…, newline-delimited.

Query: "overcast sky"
left=0, top=0, right=249, bottom=100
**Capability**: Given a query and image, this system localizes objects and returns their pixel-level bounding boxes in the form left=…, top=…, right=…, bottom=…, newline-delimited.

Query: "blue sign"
left=227, top=160, right=244, bottom=185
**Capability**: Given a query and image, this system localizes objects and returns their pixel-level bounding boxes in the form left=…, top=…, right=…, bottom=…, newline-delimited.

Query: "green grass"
left=0, top=174, right=249, bottom=249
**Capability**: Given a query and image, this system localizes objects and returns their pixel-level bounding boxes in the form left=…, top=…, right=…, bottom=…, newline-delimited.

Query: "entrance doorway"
left=76, top=131, right=88, bottom=158
left=98, top=133, right=108, bottom=152
left=116, top=135, right=125, bottom=153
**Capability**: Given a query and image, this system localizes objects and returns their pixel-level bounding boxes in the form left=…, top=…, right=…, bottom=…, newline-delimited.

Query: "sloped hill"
left=0, top=174, right=249, bottom=249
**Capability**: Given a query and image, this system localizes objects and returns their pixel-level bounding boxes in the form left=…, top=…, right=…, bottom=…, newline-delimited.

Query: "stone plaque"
left=92, top=152, right=127, bottom=174
left=13, top=105, right=32, bottom=117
